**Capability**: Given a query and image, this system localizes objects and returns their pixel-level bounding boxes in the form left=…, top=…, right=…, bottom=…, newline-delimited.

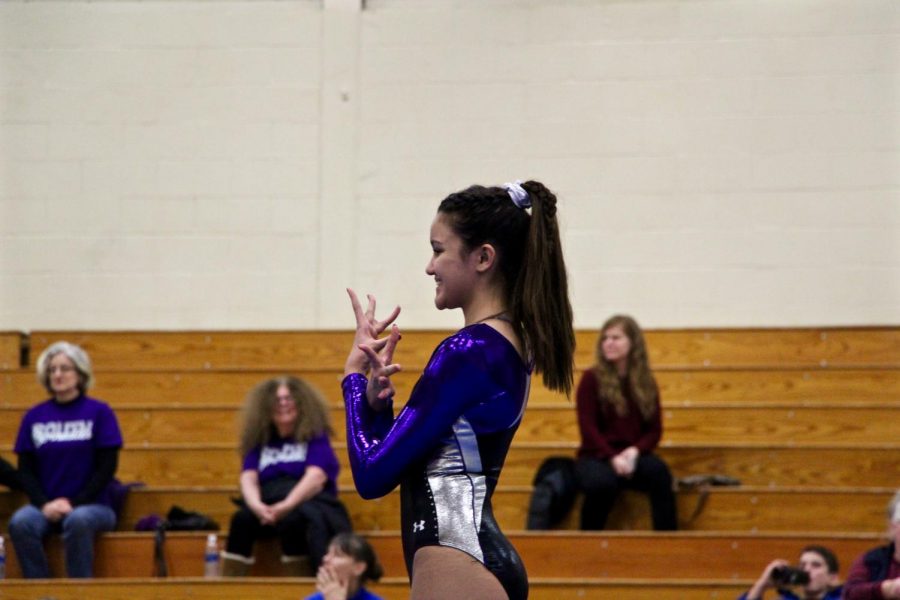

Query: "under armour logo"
left=412, top=520, right=425, bottom=533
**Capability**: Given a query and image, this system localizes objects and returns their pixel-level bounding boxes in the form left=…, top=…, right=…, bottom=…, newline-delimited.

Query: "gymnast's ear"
left=474, top=243, right=497, bottom=273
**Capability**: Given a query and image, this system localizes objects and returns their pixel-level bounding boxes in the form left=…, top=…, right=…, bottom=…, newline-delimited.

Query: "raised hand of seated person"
left=316, top=563, right=351, bottom=600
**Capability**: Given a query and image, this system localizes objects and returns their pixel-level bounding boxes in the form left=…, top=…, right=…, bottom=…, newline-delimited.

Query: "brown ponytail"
left=514, top=180, right=575, bottom=395
left=438, top=180, right=575, bottom=395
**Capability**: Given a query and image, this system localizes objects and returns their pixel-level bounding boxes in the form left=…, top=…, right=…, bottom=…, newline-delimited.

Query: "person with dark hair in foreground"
left=305, top=532, right=385, bottom=600
left=842, top=489, right=900, bottom=600
left=342, top=180, right=575, bottom=600
left=738, top=545, right=842, bottom=599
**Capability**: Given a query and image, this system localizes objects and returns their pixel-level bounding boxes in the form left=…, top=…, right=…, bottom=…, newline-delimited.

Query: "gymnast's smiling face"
left=426, top=213, right=482, bottom=312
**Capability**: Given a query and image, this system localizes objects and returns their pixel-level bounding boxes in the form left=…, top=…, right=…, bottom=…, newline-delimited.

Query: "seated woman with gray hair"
left=9, top=341, right=123, bottom=578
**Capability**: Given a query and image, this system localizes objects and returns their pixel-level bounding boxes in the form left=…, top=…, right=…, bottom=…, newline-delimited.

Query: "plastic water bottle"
left=203, top=533, right=220, bottom=578
left=0, top=534, right=6, bottom=579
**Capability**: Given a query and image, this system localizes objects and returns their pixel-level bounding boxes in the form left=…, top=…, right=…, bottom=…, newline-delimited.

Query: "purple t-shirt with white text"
left=14, top=395, right=123, bottom=506
left=242, top=433, right=339, bottom=497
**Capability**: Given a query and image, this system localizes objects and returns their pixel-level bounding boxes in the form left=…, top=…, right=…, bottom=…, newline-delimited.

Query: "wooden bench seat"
left=96, top=444, right=900, bottom=488
left=29, top=327, right=900, bottom=371
left=5, top=366, right=899, bottom=410
left=1, top=485, right=893, bottom=534
left=120, top=485, right=898, bottom=533
left=0, top=577, right=408, bottom=599
left=3, top=402, right=899, bottom=446
left=4, top=441, right=898, bottom=490
left=0, top=529, right=881, bottom=580
left=527, top=579, right=749, bottom=600
left=0, top=577, right=756, bottom=599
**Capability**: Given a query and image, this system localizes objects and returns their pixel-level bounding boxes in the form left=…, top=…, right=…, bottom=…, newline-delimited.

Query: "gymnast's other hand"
left=359, top=323, right=402, bottom=411
left=344, top=288, right=400, bottom=377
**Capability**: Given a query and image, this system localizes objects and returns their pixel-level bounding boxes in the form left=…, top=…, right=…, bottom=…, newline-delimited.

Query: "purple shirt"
left=242, top=433, right=339, bottom=497
left=14, top=395, right=123, bottom=505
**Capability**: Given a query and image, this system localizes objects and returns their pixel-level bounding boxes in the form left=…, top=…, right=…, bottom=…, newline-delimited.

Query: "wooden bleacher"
left=1, top=482, right=893, bottom=534
left=0, top=327, right=897, bottom=598
left=4, top=403, right=900, bottom=447
left=24, top=327, right=900, bottom=370
left=0, top=577, right=757, bottom=600
left=0, top=529, right=883, bottom=579
left=0, top=331, right=23, bottom=371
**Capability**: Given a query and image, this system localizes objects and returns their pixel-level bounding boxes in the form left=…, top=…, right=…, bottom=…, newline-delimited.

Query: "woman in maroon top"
left=575, top=315, right=677, bottom=530
left=842, top=489, right=900, bottom=600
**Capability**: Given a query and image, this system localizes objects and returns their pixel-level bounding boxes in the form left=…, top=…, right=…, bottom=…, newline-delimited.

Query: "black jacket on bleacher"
left=0, top=455, right=21, bottom=490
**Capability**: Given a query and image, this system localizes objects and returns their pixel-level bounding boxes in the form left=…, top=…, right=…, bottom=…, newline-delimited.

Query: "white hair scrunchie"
left=503, top=180, right=531, bottom=209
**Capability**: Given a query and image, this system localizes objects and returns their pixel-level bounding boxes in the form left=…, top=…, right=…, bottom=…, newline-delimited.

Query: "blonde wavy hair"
left=239, top=376, right=333, bottom=457
left=592, top=315, right=659, bottom=420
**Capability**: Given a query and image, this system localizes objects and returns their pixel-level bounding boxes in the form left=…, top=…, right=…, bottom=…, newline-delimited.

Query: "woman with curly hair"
left=575, top=315, right=677, bottom=531
left=343, top=180, right=575, bottom=600
left=223, top=376, right=351, bottom=577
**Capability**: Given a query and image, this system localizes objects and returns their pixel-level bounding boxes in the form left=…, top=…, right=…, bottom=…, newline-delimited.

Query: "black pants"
left=225, top=493, right=352, bottom=568
left=576, top=453, right=677, bottom=530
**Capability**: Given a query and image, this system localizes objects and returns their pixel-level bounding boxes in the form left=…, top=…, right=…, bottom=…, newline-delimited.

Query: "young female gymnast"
left=342, top=180, right=575, bottom=599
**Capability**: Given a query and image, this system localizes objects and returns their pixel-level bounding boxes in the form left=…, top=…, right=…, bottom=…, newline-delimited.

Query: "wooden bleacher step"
left=26, top=327, right=900, bottom=370
left=1, top=485, right=895, bottom=534
left=0, top=530, right=880, bottom=580
left=0, top=443, right=884, bottom=489
left=5, top=367, right=900, bottom=409
left=3, top=403, right=900, bottom=445
left=0, top=577, right=758, bottom=600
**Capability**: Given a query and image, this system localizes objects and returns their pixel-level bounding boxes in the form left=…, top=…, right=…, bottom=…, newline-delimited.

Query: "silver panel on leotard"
left=426, top=415, right=486, bottom=562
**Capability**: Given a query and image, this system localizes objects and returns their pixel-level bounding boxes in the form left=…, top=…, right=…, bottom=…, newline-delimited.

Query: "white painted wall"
left=1, top=0, right=898, bottom=330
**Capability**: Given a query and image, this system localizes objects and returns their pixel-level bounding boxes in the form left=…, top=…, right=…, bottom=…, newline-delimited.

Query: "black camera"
left=772, top=566, right=810, bottom=585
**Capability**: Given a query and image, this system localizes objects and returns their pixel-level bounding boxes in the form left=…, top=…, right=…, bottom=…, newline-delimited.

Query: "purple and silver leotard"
left=342, top=324, right=531, bottom=600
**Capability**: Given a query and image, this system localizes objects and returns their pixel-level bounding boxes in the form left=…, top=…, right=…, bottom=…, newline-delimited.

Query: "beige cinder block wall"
left=1, top=0, right=897, bottom=330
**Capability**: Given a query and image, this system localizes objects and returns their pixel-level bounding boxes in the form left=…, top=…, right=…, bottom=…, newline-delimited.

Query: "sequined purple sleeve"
left=342, top=330, right=514, bottom=499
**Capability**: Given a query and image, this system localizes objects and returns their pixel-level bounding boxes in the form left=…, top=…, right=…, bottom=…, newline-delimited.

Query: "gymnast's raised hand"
left=344, top=288, right=402, bottom=410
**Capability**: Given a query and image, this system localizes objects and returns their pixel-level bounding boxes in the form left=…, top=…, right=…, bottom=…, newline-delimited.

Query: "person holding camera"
left=738, top=545, right=842, bottom=600
left=842, top=489, right=900, bottom=600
